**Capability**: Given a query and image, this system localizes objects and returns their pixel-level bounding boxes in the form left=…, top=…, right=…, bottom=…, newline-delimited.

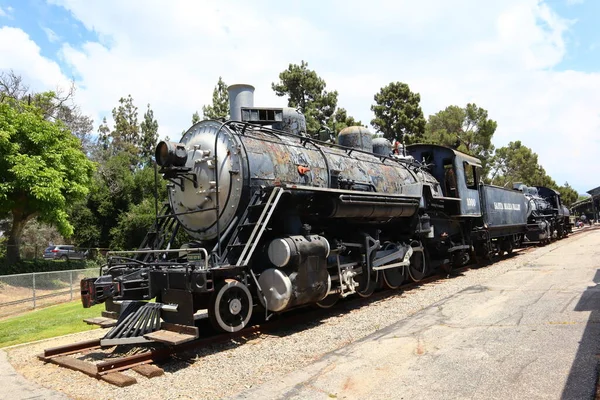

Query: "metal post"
left=32, top=273, right=36, bottom=309
left=70, top=271, right=73, bottom=301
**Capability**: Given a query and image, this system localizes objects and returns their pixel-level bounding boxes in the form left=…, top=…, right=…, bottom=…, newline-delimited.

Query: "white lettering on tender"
left=493, top=202, right=521, bottom=211
left=466, top=198, right=476, bottom=207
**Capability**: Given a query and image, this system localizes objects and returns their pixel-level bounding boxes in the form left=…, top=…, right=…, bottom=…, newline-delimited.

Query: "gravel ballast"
left=6, top=230, right=593, bottom=400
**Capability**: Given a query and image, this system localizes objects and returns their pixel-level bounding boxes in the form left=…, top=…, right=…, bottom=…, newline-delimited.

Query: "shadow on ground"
left=562, top=269, right=600, bottom=399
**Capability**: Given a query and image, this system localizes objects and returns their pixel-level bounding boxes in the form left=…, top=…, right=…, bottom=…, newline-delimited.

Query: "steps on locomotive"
left=223, top=187, right=284, bottom=265
left=98, top=300, right=199, bottom=346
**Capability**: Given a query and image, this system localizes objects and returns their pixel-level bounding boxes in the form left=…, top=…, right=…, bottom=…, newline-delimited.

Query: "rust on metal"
left=41, top=338, right=102, bottom=359
left=297, top=166, right=310, bottom=175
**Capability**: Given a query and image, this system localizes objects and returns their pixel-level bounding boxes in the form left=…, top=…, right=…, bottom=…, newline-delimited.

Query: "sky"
left=0, top=0, right=599, bottom=194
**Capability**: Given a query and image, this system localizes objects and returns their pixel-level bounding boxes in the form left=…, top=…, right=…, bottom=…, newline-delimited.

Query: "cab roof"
left=406, top=143, right=482, bottom=167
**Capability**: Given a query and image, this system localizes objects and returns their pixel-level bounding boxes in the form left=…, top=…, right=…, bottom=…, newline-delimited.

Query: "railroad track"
left=37, top=267, right=470, bottom=387
left=37, top=231, right=593, bottom=387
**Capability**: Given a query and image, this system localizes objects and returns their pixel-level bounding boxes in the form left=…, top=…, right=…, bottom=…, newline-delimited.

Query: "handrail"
left=106, top=248, right=209, bottom=270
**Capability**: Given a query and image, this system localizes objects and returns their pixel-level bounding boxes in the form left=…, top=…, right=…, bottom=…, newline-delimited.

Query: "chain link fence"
left=0, top=268, right=101, bottom=319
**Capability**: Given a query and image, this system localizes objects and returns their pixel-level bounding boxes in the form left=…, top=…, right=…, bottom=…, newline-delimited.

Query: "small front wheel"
left=209, top=279, right=253, bottom=333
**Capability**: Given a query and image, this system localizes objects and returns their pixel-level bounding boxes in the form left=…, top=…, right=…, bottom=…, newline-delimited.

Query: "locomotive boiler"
left=81, top=84, right=443, bottom=344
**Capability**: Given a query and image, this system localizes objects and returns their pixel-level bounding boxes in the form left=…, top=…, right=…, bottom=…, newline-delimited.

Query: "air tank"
left=338, top=126, right=373, bottom=152
left=372, top=137, right=392, bottom=155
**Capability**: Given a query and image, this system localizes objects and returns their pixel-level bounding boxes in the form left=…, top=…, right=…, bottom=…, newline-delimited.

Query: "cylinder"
left=228, top=84, right=255, bottom=121
left=260, top=235, right=331, bottom=312
left=267, top=235, right=330, bottom=267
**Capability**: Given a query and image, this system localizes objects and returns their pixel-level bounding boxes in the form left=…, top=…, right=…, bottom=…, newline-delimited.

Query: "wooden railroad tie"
left=39, top=354, right=164, bottom=387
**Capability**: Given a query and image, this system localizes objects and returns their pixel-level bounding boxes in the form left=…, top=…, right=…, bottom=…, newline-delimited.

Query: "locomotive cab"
left=406, top=144, right=482, bottom=217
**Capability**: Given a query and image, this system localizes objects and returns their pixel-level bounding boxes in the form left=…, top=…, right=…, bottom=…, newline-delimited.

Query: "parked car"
left=43, top=245, right=87, bottom=260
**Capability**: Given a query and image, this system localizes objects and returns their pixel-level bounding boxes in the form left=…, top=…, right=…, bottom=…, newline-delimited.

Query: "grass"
left=0, top=300, right=102, bottom=348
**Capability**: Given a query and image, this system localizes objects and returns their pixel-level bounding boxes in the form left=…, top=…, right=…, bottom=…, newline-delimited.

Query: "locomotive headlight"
left=155, top=141, right=188, bottom=167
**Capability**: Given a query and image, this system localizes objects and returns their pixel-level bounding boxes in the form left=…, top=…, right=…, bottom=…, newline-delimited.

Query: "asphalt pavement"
left=232, top=229, right=600, bottom=400
left=0, top=349, right=68, bottom=400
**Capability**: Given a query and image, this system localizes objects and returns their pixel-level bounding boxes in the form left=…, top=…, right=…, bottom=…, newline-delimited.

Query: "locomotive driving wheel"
left=209, top=279, right=253, bottom=333
left=381, top=243, right=407, bottom=289
left=383, top=266, right=407, bottom=289
left=356, top=268, right=378, bottom=298
left=408, top=242, right=428, bottom=282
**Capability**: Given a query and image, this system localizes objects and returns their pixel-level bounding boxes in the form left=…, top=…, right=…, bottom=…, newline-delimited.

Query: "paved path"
left=233, top=230, right=600, bottom=400
left=0, top=349, right=68, bottom=400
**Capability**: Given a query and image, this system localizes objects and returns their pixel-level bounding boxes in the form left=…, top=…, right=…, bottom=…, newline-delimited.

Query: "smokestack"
left=228, top=84, right=255, bottom=121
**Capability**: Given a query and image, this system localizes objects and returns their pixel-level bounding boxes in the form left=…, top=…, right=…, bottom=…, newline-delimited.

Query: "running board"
left=144, top=322, right=199, bottom=345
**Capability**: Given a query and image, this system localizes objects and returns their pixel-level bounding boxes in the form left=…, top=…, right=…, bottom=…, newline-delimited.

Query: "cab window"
left=463, top=161, right=477, bottom=190
left=443, top=159, right=458, bottom=197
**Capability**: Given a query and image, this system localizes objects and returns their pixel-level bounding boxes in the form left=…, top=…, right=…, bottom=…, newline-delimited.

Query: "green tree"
left=488, top=141, right=557, bottom=188
left=272, top=60, right=338, bottom=134
left=110, top=94, right=140, bottom=158
left=74, top=95, right=164, bottom=249
left=489, top=141, right=541, bottom=187
left=0, top=70, right=94, bottom=154
left=94, top=95, right=159, bottom=167
left=557, top=182, right=579, bottom=207
left=68, top=200, right=100, bottom=248
left=370, top=82, right=426, bottom=144
left=109, top=198, right=157, bottom=250
left=0, top=97, right=95, bottom=263
left=73, top=152, right=150, bottom=248
left=327, top=108, right=363, bottom=136
left=423, top=104, right=497, bottom=174
left=530, top=165, right=557, bottom=188
left=202, top=77, right=229, bottom=120
left=96, top=116, right=110, bottom=153
left=191, top=111, right=201, bottom=125
left=140, top=104, right=159, bottom=163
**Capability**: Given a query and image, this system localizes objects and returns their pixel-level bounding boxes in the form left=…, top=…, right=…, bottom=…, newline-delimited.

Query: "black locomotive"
left=80, top=84, right=570, bottom=345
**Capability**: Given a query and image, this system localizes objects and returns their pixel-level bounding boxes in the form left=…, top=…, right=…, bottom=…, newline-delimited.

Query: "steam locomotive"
left=80, top=84, right=571, bottom=345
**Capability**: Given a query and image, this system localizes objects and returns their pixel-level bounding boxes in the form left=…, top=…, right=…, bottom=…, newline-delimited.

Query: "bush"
left=0, top=258, right=102, bottom=275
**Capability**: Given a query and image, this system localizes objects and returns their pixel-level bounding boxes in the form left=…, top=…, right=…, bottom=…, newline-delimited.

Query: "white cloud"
left=41, top=26, right=60, bottom=43
left=0, top=6, right=12, bottom=18
left=0, top=27, right=70, bottom=91
left=4, top=0, right=600, bottom=193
